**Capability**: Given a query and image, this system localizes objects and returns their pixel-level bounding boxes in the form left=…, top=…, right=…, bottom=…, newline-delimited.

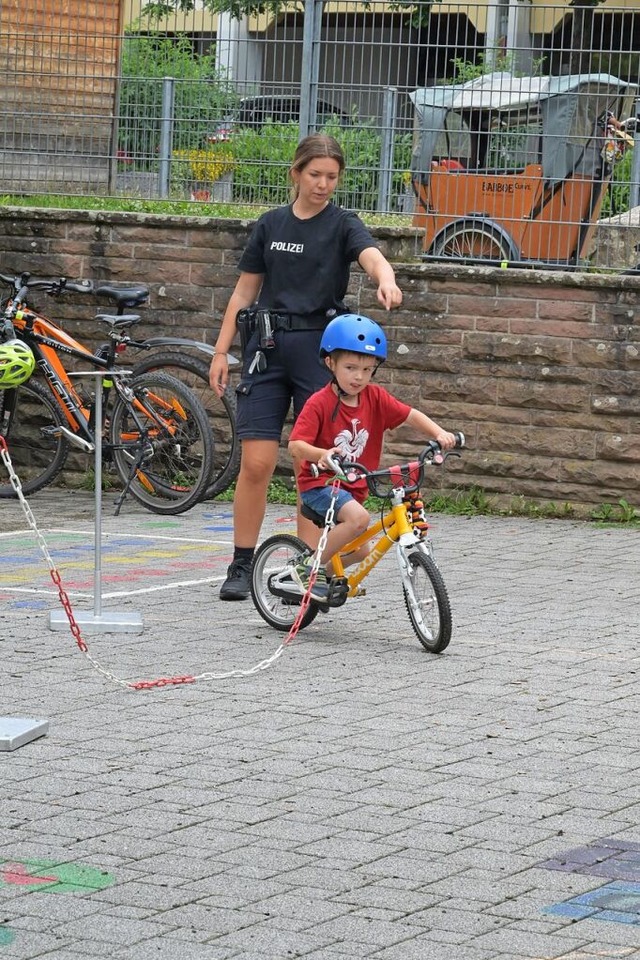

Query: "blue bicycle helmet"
left=320, top=313, right=387, bottom=361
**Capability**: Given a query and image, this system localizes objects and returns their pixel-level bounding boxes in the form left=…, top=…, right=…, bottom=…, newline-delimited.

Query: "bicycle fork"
left=111, top=381, right=167, bottom=515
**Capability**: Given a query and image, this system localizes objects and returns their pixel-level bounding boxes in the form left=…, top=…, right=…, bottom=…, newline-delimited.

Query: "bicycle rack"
left=48, top=370, right=143, bottom=635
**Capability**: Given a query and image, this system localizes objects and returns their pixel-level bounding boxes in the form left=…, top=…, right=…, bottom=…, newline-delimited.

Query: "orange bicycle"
left=0, top=272, right=213, bottom=514
left=250, top=435, right=464, bottom=653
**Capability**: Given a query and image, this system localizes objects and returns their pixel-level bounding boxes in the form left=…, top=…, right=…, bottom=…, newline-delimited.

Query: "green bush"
left=230, top=123, right=301, bottom=205
left=229, top=120, right=414, bottom=211
left=118, top=34, right=238, bottom=166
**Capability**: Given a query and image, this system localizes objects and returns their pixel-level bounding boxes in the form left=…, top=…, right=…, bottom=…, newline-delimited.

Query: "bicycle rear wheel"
left=109, top=371, right=213, bottom=515
left=251, top=534, right=319, bottom=631
left=401, top=549, right=452, bottom=653
left=0, top=379, right=69, bottom=497
left=131, top=351, right=239, bottom=499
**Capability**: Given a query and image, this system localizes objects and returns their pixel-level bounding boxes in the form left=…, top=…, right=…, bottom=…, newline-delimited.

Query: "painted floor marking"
left=2, top=516, right=296, bottom=603
left=539, top=838, right=640, bottom=926
left=1, top=529, right=235, bottom=602
left=0, top=858, right=114, bottom=894
left=1, top=527, right=234, bottom=545
left=538, top=839, right=640, bottom=882
left=543, top=881, right=640, bottom=925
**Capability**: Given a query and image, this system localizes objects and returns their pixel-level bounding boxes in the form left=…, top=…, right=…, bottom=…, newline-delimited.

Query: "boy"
left=288, top=313, right=457, bottom=601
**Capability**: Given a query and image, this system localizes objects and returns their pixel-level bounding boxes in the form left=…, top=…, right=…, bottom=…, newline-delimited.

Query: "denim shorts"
left=235, top=328, right=331, bottom=441
left=301, top=483, right=355, bottom=520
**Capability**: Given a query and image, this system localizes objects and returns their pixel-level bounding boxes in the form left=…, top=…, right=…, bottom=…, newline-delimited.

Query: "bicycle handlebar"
left=0, top=271, right=93, bottom=299
left=310, top=431, right=465, bottom=490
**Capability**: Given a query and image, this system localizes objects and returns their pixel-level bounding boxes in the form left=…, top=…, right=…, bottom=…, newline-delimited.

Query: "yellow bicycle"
left=250, top=434, right=464, bottom=653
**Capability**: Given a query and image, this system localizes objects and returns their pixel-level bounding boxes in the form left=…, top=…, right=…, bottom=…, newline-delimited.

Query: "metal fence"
left=1, top=0, right=640, bottom=270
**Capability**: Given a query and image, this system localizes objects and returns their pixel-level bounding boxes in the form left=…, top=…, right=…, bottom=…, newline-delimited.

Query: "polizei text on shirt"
left=270, top=241, right=304, bottom=252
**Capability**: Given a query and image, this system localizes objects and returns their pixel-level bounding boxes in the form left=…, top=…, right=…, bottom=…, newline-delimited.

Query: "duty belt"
left=236, top=307, right=337, bottom=355
left=266, top=311, right=333, bottom=332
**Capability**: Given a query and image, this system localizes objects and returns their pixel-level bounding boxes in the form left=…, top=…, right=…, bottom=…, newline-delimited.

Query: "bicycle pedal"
left=325, top=576, right=349, bottom=607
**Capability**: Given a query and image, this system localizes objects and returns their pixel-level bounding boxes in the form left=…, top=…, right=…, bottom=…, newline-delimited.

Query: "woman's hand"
left=376, top=280, right=403, bottom=311
left=211, top=271, right=264, bottom=397
left=358, top=247, right=403, bottom=311
left=209, top=352, right=229, bottom=397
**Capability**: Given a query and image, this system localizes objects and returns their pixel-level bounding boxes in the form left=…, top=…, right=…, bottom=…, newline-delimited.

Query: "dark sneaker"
left=291, top=559, right=329, bottom=602
left=219, top=559, right=252, bottom=600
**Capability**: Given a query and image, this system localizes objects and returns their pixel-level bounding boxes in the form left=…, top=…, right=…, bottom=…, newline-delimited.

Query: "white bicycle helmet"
left=0, top=338, right=36, bottom=389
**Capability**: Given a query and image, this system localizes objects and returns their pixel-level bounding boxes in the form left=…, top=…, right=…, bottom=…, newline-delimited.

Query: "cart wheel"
left=429, top=219, right=520, bottom=264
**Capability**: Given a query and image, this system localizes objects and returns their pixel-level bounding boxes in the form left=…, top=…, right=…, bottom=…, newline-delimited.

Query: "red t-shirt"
left=291, top=382, right=411, bottom=503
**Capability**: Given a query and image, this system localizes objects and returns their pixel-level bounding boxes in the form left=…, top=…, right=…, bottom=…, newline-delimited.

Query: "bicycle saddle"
left=94, top=283, right=149, bottom=307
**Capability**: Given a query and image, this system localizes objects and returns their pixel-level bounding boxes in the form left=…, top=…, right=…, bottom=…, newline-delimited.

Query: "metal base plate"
left=0, top=717, right=49, bottom=752
left=49, top=609, right=144, bottom=634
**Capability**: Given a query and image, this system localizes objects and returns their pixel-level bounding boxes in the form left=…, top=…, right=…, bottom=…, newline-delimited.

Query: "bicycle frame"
left=329, top=494, right=421, bottom=597
left=8, top=302, right=184, bottom=446
left=11, top=304, right=104, bottom=439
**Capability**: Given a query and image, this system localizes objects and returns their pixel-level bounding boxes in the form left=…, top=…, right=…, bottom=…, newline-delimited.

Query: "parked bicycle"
left=0, top=272, right=240, bottom=500
left=0, top=272, right=214, bottom=514
left=250, top=434, right=464, bottom=653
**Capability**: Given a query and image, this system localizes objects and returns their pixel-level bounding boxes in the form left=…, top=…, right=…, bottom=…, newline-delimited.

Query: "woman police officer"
left=209, top=133, right=402, bottom=600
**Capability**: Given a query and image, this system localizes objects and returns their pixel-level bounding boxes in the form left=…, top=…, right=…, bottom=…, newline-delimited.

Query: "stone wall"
left=1, top=205, right=639, bottom=512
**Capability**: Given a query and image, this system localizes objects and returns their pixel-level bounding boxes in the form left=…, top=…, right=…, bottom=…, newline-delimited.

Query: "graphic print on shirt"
left=335, top=418, right=369, bottom=460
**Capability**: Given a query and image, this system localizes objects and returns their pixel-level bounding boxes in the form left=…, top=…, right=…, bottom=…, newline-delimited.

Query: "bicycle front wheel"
left=0, top=379, right=69, bottom=498
left=131, top=351, right=239, bottom=499
left=251, top=534, right=319, bottom=632
left=401, top=550, right=452, bottom=653
left=109, top=372, right=213, bottom=515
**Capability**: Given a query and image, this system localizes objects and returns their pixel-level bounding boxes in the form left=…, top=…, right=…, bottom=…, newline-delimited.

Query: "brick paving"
left=1, top=489, right=639, bottom=960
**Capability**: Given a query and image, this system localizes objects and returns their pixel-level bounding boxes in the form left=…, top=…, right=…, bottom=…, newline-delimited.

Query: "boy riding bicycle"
left=288, top=313, right=457, bottom=601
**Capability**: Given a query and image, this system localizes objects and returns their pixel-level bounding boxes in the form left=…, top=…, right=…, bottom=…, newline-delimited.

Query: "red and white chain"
left=1, top=437, right=340, bottom=690
left=281, top=476, right=339, bottom=646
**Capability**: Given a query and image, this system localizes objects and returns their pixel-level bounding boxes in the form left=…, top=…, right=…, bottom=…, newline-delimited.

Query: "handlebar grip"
left=310, top=454, right=343, bottom=479
left=453, top=431, right=465, bottom=448
left=1, top=318, right=16, bottom=341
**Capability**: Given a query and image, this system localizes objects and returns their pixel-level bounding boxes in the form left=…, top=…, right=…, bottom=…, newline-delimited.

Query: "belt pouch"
left=236, top=308, right=256, bottom=355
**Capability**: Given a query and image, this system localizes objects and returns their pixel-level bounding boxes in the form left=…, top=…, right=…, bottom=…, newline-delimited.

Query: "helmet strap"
left=330, top=377, right=348, bottom=421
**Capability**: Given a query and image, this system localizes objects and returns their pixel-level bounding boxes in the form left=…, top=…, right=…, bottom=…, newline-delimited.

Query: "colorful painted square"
left=543, top=881, right=640, bottom=925
left=0, top=860, right=113, bottom=893
left=538, top=838, right=640, bottom=882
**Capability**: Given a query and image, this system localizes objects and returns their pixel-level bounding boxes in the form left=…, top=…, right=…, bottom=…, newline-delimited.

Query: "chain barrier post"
left=48, top=370, right=143, bottom=634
